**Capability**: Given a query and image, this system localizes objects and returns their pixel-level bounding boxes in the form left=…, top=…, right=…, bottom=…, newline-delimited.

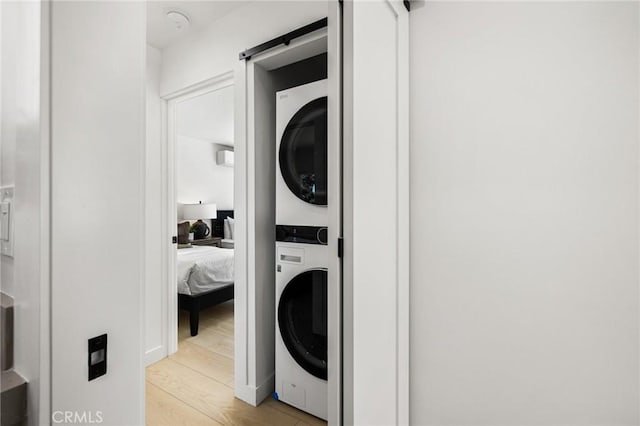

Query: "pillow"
left=223, top=219, right=231, bottom=240
left=177, top=222, right=190, bottom=244
left=227, top=217, right=235, bottom=240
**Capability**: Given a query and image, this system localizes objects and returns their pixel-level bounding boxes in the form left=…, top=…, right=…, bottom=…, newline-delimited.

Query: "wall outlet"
left=1, top=187, right=14, bottom=258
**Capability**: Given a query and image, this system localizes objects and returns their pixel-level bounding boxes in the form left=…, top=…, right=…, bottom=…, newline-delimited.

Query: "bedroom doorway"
left=163, top=73, right=235, bottom=354
left=173, top=77, right=235, bottom=350
left=145, top=72, right=241, bottom=422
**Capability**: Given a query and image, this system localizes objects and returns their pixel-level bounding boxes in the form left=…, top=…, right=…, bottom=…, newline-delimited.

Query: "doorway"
left=163, top=74, right=236, bottom=357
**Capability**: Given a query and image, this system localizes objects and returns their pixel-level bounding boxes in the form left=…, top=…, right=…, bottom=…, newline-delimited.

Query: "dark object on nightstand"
left=177, top=222, right=190, bottom=244
left=191, top=220, right=210, bottom=240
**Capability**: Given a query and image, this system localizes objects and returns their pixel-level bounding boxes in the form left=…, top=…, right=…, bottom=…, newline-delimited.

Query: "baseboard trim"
left=255, top=373, right=275, bottom=404
left=234, top=374, right=275, bottom=406
left=145, top=345, right=166, bottom=366
left=234, top=384, right=256, bottom=406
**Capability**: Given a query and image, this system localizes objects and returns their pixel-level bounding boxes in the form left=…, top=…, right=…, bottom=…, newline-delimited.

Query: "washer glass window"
left=278, top=269, right=327, bottom=380
left=279, top=97, right=328, bottom=205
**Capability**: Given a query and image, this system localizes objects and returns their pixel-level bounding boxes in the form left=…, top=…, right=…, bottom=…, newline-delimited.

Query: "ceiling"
left=176, top=85, right=234, bottom=146
left=146, top=1, right=248, bottom=49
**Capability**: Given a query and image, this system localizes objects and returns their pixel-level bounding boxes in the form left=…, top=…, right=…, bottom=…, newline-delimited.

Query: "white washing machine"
left=276, top=79, right=328, bottom=227
left=275, top=241, right=328, bottom=420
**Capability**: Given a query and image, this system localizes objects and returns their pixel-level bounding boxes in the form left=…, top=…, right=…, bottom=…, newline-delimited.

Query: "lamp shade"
left=182, top=203, right=217, bottom=220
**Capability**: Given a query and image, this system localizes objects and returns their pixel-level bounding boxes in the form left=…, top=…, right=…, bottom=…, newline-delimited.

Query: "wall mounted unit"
left=216, top=150, right=234, bottom=167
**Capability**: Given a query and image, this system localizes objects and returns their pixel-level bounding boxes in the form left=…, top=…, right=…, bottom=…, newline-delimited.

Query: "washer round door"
left=278, top=269, right=328, bottom=380
left=279, top=97, right=328, bottom=205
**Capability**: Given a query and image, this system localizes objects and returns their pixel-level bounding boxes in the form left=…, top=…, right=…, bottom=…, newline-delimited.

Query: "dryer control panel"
left=276, top=225, right=327, bottom=245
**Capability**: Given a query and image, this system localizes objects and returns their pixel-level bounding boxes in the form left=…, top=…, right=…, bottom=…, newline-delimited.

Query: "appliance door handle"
left=280, top=254, right=302, bottom=263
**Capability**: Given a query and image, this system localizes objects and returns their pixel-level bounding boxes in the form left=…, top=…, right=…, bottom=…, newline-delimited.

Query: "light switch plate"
left=0, top=202, right=10, bottom=241
left=1, top=187, right=14, bottom=257
left=88, top=334, right=107, bottom=381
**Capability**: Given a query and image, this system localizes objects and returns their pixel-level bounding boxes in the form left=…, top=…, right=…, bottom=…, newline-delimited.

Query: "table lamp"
left=182, top=201, right=217, bottom=240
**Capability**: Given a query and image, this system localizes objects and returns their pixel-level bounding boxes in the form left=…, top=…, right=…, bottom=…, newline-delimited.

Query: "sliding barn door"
left=342, top=0, right=409, bottom=424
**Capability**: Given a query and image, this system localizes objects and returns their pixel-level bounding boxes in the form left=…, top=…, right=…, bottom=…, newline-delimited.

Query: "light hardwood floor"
left=146, top=300, right=327, bottom=426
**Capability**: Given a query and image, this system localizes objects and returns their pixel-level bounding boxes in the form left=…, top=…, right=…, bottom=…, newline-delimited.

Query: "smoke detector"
left=165, top=10, right=190, bottom=31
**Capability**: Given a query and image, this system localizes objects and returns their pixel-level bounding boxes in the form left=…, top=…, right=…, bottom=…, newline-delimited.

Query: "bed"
left=177, top=245, right=234, bottom=336
left=177, top=209, right=235, bottom=336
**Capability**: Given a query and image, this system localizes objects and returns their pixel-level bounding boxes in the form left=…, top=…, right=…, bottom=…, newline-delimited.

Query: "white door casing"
left=326, top=3, right=343, bottom=424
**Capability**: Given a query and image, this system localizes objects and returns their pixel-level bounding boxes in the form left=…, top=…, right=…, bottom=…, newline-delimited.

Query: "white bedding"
left=177, top=246, right=234, bottom=295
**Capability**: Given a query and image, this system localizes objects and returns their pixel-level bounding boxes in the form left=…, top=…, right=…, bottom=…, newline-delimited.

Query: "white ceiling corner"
left=146, top=0, right=248, bottom=49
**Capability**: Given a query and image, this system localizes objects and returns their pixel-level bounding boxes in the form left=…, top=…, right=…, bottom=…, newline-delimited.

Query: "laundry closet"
left=235, top=4, right=409, bottom=424
left=235, top=23, right=336, bottom=421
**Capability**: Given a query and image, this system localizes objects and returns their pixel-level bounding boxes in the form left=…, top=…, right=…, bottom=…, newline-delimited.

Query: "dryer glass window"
left=279, top=97, right=328, bottom=205
left=278, top=269, right=327, bottom=380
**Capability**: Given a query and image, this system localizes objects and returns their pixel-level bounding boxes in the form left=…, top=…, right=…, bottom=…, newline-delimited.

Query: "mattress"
left=177, top=246, right=234, bottom=296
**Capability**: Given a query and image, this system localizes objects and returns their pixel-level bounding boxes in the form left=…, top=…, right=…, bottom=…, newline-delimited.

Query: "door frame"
left=235, top=25, right=344, bottom=413
left=161, top=71, right=235, bottom=356
left=326, top=3, right=343, bottom=423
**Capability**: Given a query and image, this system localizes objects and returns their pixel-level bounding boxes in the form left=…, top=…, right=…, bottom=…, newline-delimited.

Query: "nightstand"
left=190, top=237, right=222, bottom=247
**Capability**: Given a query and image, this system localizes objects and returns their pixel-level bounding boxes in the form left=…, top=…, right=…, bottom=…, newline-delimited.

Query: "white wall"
left=0, top=1, right=49, bottom=424
left=176, top=85, right=235, bottom=146
left=145, top=44, right=165, bottom=365
left=160, top=1, right=328, bottom=97
left=410, top=2, right=639, bottom=425
left=177, top=135, right=234, bottom=220
left=51, top=2, right=145, bottom=425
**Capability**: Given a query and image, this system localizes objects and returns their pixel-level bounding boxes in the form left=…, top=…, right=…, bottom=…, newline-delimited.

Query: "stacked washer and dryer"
left=274, top=79, right=329, bottom=420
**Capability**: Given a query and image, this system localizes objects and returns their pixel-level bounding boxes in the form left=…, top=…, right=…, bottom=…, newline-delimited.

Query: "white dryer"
left=276, top=79, right=328, bottom=227
left=275, top=241, right=328, bottom=420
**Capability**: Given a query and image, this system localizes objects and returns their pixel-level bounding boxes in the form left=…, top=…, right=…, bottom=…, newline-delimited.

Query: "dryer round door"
left=278, top=269, right=327, bottom=380
left=279, top=97, right=328, bottom=206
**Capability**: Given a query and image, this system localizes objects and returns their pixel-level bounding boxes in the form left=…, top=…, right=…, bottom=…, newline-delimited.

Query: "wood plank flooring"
left=146, top=300, right=327, bottom=426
